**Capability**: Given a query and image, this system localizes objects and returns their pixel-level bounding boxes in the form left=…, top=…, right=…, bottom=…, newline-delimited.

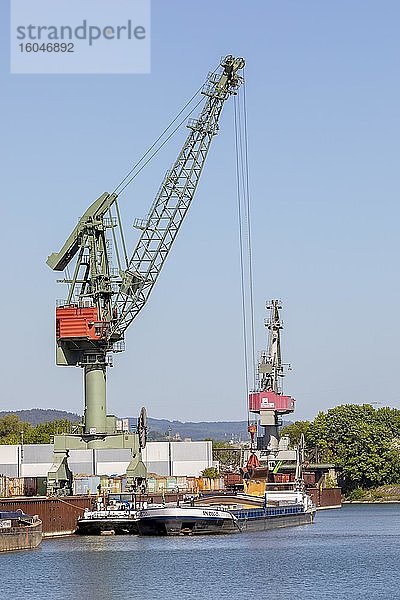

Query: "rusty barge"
left=0, top=511, right=42, bottom=552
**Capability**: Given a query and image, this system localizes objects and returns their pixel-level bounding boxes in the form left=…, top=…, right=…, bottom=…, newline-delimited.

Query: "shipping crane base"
left=47, top=428, right=146, bottom=497
left=46, top=192, right=148, bottom=496
left=46, top=55, right=245, bottom=496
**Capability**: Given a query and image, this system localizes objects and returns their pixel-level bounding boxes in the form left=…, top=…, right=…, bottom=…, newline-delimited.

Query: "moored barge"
left=0, top=511, right=42, bottom=552
left=136, top=484, right=315, bottom=536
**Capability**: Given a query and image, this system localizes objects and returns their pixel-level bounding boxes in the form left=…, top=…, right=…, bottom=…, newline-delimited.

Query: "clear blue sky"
left=1, top=0, right=399, bottom=422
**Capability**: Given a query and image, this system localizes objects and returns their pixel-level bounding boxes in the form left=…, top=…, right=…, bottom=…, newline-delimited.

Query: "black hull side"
left=138, top=516, right=238, bottom=536
left=137, top=511, right=315, bottom=536
left=238, top=511, right=314, bottom=532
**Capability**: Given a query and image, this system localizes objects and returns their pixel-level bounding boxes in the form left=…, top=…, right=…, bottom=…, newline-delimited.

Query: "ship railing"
left=232, top=504, right=304, bottom=520
left=200, top=504, right=234, bottom=513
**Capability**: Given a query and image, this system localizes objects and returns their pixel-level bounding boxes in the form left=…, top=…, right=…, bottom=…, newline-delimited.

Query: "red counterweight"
left=56, top=306, right=105, bottom=340
left=249, top=390, right=295, bottom=415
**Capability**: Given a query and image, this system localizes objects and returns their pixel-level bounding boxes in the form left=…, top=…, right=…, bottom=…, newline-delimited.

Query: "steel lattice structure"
left=111, top=57, right=244, bottom=339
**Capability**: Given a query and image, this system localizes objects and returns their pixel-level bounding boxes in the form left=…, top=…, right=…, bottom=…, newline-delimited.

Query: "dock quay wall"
left=308, top=487, right=342, bottom=509
left=0, top=496, right=92, bottom=537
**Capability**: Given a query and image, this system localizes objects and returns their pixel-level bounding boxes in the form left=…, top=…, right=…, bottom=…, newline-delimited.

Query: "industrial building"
left=0, top=441, right=214, bottom=479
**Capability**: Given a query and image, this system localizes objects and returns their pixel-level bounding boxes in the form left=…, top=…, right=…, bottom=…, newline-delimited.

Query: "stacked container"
left=7, top=477, right=24, bottom=497
left=73, top=475, right=101, bottom=496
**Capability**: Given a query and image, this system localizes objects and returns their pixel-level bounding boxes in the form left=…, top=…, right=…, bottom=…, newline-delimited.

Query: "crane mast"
left=46, top=55, right=245, bottom=495
left=259, top=300, right=284, bottom=393
left=248, top=300, right=295, bottom=464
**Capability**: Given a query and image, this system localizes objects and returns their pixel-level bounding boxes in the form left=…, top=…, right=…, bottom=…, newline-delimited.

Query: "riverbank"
left=344, top=499, right=400, bottom=504
left=343, top=485, right=400, bottom=503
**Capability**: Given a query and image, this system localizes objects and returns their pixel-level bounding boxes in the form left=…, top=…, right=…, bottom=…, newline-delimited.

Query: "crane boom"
left=110, top=55, right=245, bottom=339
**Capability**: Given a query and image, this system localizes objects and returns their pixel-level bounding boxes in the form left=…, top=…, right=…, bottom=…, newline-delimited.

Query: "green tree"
left=26, top=419, right=75, bottom=444
left=280, top=420, right=311, bottom=446
left=0, top=415, right=77, bottom=445
left=279, top=404, right=400, bottom=492
left=306, top=404, right=400, bottom=491
left=201, top=467, right=219, bottom=479
left=0, top=414, right=30, bottom=444
left=206, top=439, right=228, bottom=449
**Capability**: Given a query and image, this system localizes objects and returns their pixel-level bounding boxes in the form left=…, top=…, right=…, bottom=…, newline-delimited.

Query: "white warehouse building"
left=0, top=441, right=214, bottom=478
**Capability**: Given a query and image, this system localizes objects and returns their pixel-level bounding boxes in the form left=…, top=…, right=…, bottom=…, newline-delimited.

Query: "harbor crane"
left=46, top=55, right=245, bottom=495
left=248, top=300, right=295, bottom=464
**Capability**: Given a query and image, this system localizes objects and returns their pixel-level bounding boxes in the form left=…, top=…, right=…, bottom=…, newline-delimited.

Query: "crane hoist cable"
left=242, top=70, right=257, bottom=393
left=112, top=63, right=221, bottom=196
left=234, top=93, right=250, bottom=425
left=116, top=96, right=204, bottom=195
left=234, top=78, right=257, bottom=429
left=65, top=89, right=206, bottom=287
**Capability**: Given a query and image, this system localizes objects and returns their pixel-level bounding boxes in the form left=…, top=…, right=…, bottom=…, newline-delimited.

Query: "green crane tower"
left=46, top=55, right=245, bottom=495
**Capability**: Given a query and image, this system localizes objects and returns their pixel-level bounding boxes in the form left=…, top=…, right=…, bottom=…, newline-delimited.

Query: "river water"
left=0, top=504, right=399, bottom=600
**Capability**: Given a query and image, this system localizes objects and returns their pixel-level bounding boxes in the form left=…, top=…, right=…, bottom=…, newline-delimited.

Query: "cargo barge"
left=0, top=511, right=42, bottom=552
left=136, top=484, right=315, bottom=536
left=0, top=493, right=187, bottom=537
left=197, top=485, right=315, bottom=532
left=77, top=510, right=138, bottom=535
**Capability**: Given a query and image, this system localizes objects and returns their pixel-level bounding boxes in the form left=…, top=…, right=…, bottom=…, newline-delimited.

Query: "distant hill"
left=0, top=409, right=291, bottom=442
left=0, top=409, right=248, bottom=440
left=147, top=418, right=248, bottom=442
left=146, top=418, right=293, bottom=441
left=0, top=409, right=80, bottom=426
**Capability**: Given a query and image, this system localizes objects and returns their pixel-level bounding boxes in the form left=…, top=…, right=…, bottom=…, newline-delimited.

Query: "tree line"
left=281, top=404, right=400, bottom=492
left=0, top=414, right=76, bottom=445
